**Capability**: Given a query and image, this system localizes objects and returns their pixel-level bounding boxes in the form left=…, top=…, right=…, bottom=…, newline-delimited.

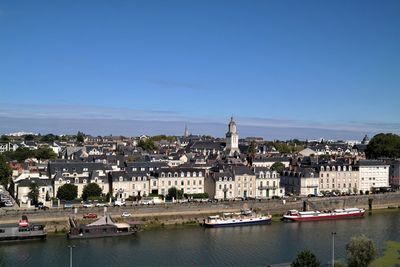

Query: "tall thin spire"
left=184, top=124, right=189, bottom=137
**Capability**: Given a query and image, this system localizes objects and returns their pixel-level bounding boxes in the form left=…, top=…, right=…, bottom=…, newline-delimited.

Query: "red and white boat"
left=283, top=208, right=365, bottom=222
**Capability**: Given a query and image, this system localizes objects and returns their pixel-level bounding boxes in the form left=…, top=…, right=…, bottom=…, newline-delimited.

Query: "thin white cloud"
left=0, top=103, right=398, bottom=138
left=146, top=79, right=214, bottom=91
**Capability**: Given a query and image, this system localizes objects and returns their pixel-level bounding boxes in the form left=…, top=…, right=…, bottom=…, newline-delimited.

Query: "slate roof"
left=16, top=178, right=53, bottom=187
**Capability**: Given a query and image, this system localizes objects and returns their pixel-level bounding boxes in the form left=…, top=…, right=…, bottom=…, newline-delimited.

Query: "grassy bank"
left=371, top=241, right=400, bottom=267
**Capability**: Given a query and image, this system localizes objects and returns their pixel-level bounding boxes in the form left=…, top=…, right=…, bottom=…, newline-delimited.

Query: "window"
left=162, top=181, right=165, bottom=186
left=219, top=184, right=222, bottom=190
left=161, top=173, right=165, bottom=178
left=168, top=173, right=172, bottom=178
left=198, top=172, right=202, bottom=177
left=119, top=177, right=123, bottom=182
left=181, top=172, right=184, bottom=177
left=141, top=167, right=145, bottom=171
left=181, top=181, right=184, bottom=186
left=229, top=184, right=232, bottom=189
left=143, top=183, right=146, bottom=189
left=174, top=172, right=178, bottom=177
left=320, top=173, right=324, bottom=178
left=132, top=184, right=135, bottom=189
left=193, top=172, right=197, bottom=177
left=199, top=180, right=202, bottom=185
left=168, top=181, right=171, bottom=186
left=153, top=181, right=156, bottom=186
left=187, top=180, right=190, bottom=186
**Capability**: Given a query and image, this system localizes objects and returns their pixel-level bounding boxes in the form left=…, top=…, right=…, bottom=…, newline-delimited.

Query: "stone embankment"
left=1, top=192, right=399, bottom=232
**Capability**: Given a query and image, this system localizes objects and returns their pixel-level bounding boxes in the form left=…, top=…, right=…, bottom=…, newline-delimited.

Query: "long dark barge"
left=68, top=214, right=138, bottom=239
left=0, top=215, right=47, bottom=242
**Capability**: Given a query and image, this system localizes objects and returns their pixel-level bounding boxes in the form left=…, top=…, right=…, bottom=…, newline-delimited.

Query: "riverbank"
left=1, top=193, right=400, bottom=233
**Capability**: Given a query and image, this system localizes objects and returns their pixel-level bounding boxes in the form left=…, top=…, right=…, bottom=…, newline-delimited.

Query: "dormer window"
left=141, top=167, right=145, bottom=171
left=66, top=180, right=70, bottom=184
left=83, top=168, right=88, bottom=172
left=83, top=179, right=87, bottom=183
left=180, top=172, right=184, bottom=177
left=161, top=173, right=165, bottom=178
left=174, top=172, right=178, bottom=177
left=119, top=177, right=123, bottom=182
left=198, top=172, right=202, bottom=177
left=59, top=178, right=63, bottom=183
left=75, top=178, right=78, bottom=183
left=193, top=172, right=197, bottom=177
left=167, top=173, right=172, bottom=178
left=132, top=167, right=137, bottom=171
left=132, top=177, right=135, bottom=181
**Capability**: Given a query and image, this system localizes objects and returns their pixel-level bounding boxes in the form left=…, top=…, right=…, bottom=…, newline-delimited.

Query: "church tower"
left=184, top=124, right=190, bottom=138
left=225, top=117, right=240, bottom=156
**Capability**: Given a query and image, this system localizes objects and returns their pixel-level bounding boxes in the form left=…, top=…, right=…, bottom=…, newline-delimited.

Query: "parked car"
left=271, top=196, right=282, bottom=200
left=95, top=202, right=108, bottom=207
left=121, top=212, right=131, bottom=217
left=113, top=200, right=126, bottom=207
left=36, top=203, right=49, bottom=210
left=64, top=203, right=74, bottom=208
left=4, top=201, right=13, bottom=207
left=83, top=203, right=94, bottom=208
left=83, top=213, right=98, bottom=219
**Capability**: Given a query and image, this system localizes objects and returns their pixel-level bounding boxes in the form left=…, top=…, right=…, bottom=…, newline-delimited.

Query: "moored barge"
left=282, top=208, right=365, bottom=222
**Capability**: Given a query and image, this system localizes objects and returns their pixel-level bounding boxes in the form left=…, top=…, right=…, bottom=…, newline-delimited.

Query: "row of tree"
left=2, top=147, right=57, bottom=162
left=55, top=182, right=102, bottom=201
left=292, top=235, right=377, bottom=267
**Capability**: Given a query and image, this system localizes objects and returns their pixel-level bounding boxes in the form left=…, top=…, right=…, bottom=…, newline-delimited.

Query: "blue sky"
left=0, top=0, right=399, bottom=139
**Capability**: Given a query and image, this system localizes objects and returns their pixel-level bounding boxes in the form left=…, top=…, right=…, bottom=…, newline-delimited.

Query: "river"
left=0, top=209, right=399, bottom=267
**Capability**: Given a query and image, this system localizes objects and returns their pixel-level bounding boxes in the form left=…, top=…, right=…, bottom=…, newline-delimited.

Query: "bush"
left=185, top=193, right=209, bottom=199
left=56, top=184, right=78, bottom=201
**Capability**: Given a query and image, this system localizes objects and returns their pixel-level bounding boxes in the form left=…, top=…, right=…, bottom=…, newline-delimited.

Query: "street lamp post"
left=331, top=232, right=336, bottom=267
left=68, top=245, right=76, bottom=267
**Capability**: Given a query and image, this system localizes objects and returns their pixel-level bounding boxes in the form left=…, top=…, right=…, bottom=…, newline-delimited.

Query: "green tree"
left=76, top=132, right=85, bottom=143
left=40, top=134, right=59, bottom=142
left=0, top=135, right=10, bottom=142
left=346, top=235, right=377, bottom=267
left=137, top=139, right=157, bottom=152
left=82, top=183, right=102, bottom=201
left=366, top=133, right=400, bottom=159
left=291, top=250, right=321, bottom=267
left=35, top=147, right=57, bottom=160
left=56, top=184, right=78, bottom=201
left=167, top=187, right=183, bottom=200
left=0, top=155, right=12, bottom=189
left=247, top=141, right=257, bottom=157
left=27, top=182, right=39, bottom=205
left=24, top=134, right=35, bottom=141
left=271, top=162, right=285, bottom=173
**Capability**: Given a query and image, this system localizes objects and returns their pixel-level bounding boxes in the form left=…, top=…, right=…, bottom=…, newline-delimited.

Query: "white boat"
left=203, top=209, right=272, bottom=227
left=282, top=207, right=365, bottom=222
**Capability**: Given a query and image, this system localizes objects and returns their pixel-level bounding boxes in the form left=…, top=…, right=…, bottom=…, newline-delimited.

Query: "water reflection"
left=0, top=210, right=398, bottom=267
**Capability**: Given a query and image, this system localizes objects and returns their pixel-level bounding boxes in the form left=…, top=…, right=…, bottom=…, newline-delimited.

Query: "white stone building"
left=358, top=160, right=390, bottom=193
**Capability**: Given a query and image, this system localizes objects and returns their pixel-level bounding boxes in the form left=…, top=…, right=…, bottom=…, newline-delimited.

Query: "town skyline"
left=1, top=0, right=400, bottom=139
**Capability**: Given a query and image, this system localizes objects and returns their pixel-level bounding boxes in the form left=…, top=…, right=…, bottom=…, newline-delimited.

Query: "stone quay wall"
left=0, top=192, right=399, bottom=232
